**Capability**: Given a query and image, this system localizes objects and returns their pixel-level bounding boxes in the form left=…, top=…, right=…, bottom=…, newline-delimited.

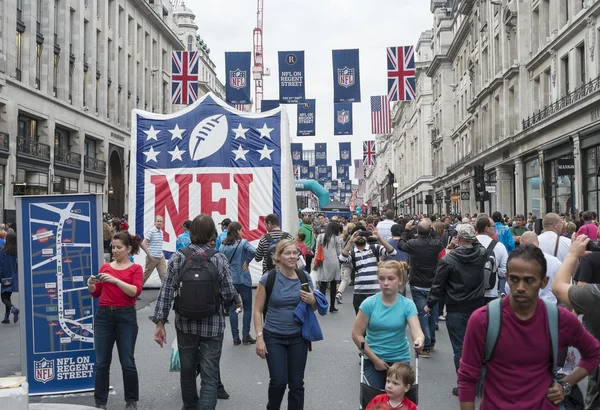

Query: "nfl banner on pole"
left=334, top=103, right=353, bottom=135
left=130, top=92, right=296, bottom=287
left=291, top=143, right=303, bottom=165
left=339, top=142, right=352, bottom=165
left=297, top=99, right=316, bottom=136
left=315, top=143, right=327, bottom=166
left=332, top=49, right=361, bottom=103
left=225, top=52, right=251, bottom=104
left=261, top=100, right=280, bottom=112
left=326, top=166, right=333, bottom=180
left=336, top=160, right=349, bottom=180
left=299, top=160, right=310, bottom=179
left=317, top=165, right=328, bottom=180
left=278, top=51, right=305, bottom=104
left=331, top=180, right=338, bottom=190
left=345, top=181, right=352, bottom=192
left=308, top=166, right=315, bottom=180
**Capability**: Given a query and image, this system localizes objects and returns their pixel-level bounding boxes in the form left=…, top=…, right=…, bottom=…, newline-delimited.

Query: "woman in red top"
left=88, top=231, right=143, bottom=410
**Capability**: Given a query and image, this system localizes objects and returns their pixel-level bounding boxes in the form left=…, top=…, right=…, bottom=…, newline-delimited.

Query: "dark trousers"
left=94, top=307, right=139, bottom=405
left=264, top=330, right=309, bottom=410
left=1, top=292, right=13, bottom=316
left=353, top=293, right=372, bottom=315
left=410, top=286, right=437, bottom=351
left=229, top=284, right=252, bottom=338
left=446, top=310, right=473, bottom=373
left=319, top=280, right=336, bottom=310
left=177, top=329, right=223, bottom=410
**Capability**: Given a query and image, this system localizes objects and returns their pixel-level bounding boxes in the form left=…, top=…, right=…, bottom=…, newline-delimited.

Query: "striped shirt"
left=144, top=226, right=164, bottom=258
left=339, top=244, right=396, bottom=295
left=254, top=229, right=294, bottom=273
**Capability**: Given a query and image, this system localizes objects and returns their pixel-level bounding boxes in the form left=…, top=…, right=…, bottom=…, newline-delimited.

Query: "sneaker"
left=95, top=405, right=107, bottom=409
left=1, top=315, right=9, bottom=324
left=242, top=336, right=256, bottom=345
left=329, top=307, right=338, bottom=313
left=452, top=387, right=459, bottom=396
left=125, top=402, right=137, bottom=410
left=336, top=292, right=343, bottom=304
left=420, top=350, right=431, bottom=359
left=430, top=343, right=435, bottom=352
left=217, top=387, right=230, bottom=400
left=12, top=308, right=19, bottom=323
left=438, top=315, right=446, bottom=321
left=233, top=338, right=241, bottom=346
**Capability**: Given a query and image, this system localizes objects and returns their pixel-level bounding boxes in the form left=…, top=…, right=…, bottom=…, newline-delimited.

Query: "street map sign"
left=17, top=194, right=102, bottom=395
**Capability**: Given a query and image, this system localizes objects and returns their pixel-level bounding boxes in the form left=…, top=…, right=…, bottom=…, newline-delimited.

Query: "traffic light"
left=474, top=164, right=486, bottom=202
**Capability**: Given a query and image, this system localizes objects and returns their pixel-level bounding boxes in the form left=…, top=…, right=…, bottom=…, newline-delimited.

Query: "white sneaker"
left=336, top=292, right=343, bottom=304
left=438, top=315, right=446, bottom=321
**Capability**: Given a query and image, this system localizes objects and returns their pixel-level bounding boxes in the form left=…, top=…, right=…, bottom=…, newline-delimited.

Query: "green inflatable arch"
left=295, top=180, right=330, bottom=208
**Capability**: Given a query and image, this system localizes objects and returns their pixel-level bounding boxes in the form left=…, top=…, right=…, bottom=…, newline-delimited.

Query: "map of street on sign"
left=29, top=201, right=95, bottom=354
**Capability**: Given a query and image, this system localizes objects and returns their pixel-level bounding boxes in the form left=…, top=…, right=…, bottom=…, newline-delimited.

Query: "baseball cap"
left=181, top=220, right=192, bottom=229
left=220, top=218, right=232, bottom=227
left=455, top=223, right=476, bottom=241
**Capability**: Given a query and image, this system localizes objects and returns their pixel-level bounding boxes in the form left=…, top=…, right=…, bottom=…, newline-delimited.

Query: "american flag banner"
left=354, top=158, right=365, bottom=180
left=363, top=140, right=376, bottom=167
left=370, top=96, right=391, bottom=134
left=130, top=93, right=296, bottom=286
left=387, top=46, right=416, bottom=101
left=172, top=51, right=199, bottom=105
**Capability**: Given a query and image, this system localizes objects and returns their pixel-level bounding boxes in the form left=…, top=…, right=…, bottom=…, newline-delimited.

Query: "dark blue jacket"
left=294, top=290, right=328, bottom=342
left=0, top=251, right=18, bottom=293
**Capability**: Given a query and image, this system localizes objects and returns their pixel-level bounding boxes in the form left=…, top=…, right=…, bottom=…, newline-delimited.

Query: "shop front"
left=524, top=156, right=542, bottom=217
left=544, top=143, right=575, bottom=216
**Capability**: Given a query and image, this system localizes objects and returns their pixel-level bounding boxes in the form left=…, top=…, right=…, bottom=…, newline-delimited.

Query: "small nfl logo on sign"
left=338, top=166, right=344, bottom=173
left=337, top=67, right=355, bottom=88
left=337, top=110, right=350, bottom=124
left=34, top=358, right=55, bottom=384
left=302, top=166, right=309, bottom=173
left=229, top=69, right=246, bottom=90
left=341, top=150, right=350, bottom=160
left=292, top=152, right=301, bottom=161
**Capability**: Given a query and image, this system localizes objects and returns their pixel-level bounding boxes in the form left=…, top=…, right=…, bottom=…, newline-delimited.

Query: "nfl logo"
left=302, top=166, right=309, bottom=173
left=338, top=67, right=355, bottom=88
left=341, top=150, right=350, bottom=160
left=338, top=166, right=344, bottom=173
left=34, top=358, right=55, bottom=384
left=337, top=110, right=350, bottom=124
left=309, top=172, right=314, bottom=178
left=229, top=69, right=246, bottom=90
left=293, top=152, right=301, bottom=161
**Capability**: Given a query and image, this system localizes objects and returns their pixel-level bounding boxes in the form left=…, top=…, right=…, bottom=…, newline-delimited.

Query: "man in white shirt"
left=538, top=212, right=571, bottom=262
left=475, top=217, right=508, bottom=303
left=504, top=231, right=559, bottom=304
left=376, top=209, right=395, bottom=242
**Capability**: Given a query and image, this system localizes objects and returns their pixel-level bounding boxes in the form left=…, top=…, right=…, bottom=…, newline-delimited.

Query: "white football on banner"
left=188, top=114, right=229, bottom=160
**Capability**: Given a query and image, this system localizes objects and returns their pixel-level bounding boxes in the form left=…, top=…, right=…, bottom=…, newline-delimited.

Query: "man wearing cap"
left=215, top=219, right=231, bottom=251
left=176, top=220, right=192, bottom=250
left=424, top=223, right=488, bottom=396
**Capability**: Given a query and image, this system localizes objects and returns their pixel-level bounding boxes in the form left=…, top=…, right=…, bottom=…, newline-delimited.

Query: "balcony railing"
left=84, top=156, right=106, bottom=174
left=0, top=132, right=9, bottom=152
left=54, top=147, right=81, bottom=169
left=523, top=75, right=600, bottom=130
left=446, top=153, right=473, bottom=174
left=17, top=137, right=51, bottom=161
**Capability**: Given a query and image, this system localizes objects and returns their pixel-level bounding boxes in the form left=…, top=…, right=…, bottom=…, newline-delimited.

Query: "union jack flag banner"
left=387, top=46, right=416, bottom=101
left=172, top=51, right=199, bottom=105
left=363, top=140, right=376, bottom=167
left=370, top=96, right=391, bottom=134
left=130, top=93, right=296, bottom=286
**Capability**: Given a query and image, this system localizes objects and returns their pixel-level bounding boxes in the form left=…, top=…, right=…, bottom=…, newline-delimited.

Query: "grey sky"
left=187, top=0, right=433, bottom=173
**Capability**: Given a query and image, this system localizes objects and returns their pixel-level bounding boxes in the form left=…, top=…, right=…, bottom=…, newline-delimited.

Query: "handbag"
left=314, top=243, right=325, bottom=268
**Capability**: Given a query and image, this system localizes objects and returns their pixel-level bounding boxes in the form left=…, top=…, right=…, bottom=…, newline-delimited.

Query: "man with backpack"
left=424, top=223, right=488, bottom=396
left=255, top=214, right=294, bottom=274
left=475, top=217, right=508, bottom=303
left=150, top=214, right=239, bottom=410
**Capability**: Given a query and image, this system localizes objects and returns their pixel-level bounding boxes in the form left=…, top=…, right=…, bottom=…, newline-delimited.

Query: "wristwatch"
left=557, top=379, right=572, bottom=396
left=256, top=332, right=263, bottom=338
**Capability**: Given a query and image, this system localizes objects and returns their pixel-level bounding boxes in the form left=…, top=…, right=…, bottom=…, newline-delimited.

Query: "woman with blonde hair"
left=351, top=260, right=424, bottom=391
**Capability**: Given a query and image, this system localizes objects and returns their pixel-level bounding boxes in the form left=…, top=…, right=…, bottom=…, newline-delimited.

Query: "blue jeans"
left=410, top=286, right=437, bottom=351
left=177, top=329, right=223, bottom=410
left=363, top=358, right=394, bottom=391
left=446, top=311, right=473, bottom=373
left=264, top=330, right=309, bottom=410
left=94, top=307, right=139, bottom=405
left=229, top=284, right=252, bottom=338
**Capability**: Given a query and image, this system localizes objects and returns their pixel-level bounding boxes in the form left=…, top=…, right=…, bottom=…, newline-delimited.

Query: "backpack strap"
left=477, top=298, right=502, bottom=397
left=544, top=300, right=560, bottom=373
left=294, top=268, right=309, bottom=285
left=263, top=269, right=278, bottom=317
left=486, top=240, right=498, bottom=255
left=553, top=234, right=561, bottom=257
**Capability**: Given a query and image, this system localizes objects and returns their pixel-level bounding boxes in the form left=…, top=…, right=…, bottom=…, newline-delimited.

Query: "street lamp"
left=393, top=182, right=399, bottom=217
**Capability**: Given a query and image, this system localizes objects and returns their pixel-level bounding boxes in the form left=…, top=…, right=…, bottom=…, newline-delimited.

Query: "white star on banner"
left=169, top=124, right=185, bottom=140
left=143, top=146, right=160, bottom=163
left=168, top=145, right=186, bottom=161
left=258, top=123, right=274, bottom=139
left=144, top=125, right=160, bottom=141
left=233, top=123, right=249, bottom=140
left=257, top=144, right=275, bottom=161
left=232, top=144, right=249, bottom=161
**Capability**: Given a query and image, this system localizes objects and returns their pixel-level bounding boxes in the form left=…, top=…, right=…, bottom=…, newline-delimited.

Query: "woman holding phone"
left=88, top=231, right=143, bottom=410
left=253, top=239, right=316, bottom=410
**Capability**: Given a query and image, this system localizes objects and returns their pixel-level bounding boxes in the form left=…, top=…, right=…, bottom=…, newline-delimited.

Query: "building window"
left=16, top=32, right=23, bottom=81
left=576, top=42, right=586, bottom=87
left=83, top=181, right=103, bottom=194
left=69, top=61, right=74, bottom=103
left=584, top=146, right=600, bottom=216
left=53, top=52, right=59, bottom=96
left=18, top=115, right=38, bottom=139
left=36, top=44, right=42, bottom=89
left=83, top=70, right=87, bottom=106
left=37, top=0, right=42, bottom=33
left=545, top=154, right=574, bottom=216
left=187, top=35, right=194, bottom=51
left=561, top=54, right=570, bottom=96
left=85, top=138, right=96, bottom=159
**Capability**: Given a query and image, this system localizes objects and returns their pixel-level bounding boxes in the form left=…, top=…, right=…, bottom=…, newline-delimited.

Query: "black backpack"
left=173, top=247, right=221, bottom=319
left=264, top=232, right=289, bottom=272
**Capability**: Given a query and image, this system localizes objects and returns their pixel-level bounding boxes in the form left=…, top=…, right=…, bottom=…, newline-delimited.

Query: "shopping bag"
left=169, top=337, right=180, bottom=372
left=314, top=244, right=325, bottom=268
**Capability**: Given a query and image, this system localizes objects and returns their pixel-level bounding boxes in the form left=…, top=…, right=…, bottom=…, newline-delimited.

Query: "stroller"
left=359, top=342, right=419, bottom=409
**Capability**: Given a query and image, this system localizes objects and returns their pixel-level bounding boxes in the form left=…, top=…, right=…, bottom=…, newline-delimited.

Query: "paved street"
left=1, top=288, right=461, bottom=409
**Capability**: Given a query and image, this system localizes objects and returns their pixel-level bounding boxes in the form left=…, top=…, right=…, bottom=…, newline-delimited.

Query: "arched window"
left=187, top=35, right=193, bottom=51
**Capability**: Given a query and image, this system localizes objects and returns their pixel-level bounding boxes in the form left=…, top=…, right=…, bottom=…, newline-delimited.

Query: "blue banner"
left=261, top=99, right=280, bottom=112
left=279, top=51, right=305, bottom=104
left=315, top=142, right=327, bottom=166
left=326, top=166, right=333, bottom=180
left=332, top=49, right=361, bottom=103
left=17, top=194, right=102, bottom=395
left=340, top=191, right=347, bottom=202
left=334, top=103, right=353, bottom=135
left=291, top=143, right=303, bottom=165
left=317, top=165, right=328, bottom=180
left=331, top=180, right=338, bottom=190
left=329, top=191, right=335, bottom=200
left=297, top=99, right=316, bottom=136
left=339, top=142, right=352, bottom=165
left=225, top=52, right=251, bottom=104
left=336, top=160, right=349, bottom=180
left=345, top=181, right=352, bottom=191
left=299, top=160, right=310, bottom=179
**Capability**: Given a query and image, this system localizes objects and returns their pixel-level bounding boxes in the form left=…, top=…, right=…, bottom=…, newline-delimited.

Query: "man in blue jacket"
left=492, top=211, right=515, bottom=253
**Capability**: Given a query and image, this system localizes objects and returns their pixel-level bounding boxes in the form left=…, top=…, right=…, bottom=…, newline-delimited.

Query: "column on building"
left=496, top=164, right=515, bottom=216
left=514, top=157, right=525, bottom=215
left=573, top=134, right=584, bottom=214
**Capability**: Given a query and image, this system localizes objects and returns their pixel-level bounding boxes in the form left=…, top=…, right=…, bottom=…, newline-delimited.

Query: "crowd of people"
left=86, top=208, right=600, bottom=410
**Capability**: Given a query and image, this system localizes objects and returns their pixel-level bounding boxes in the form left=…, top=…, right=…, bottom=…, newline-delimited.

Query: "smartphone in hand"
left=301, top=283, right=310, bottom=292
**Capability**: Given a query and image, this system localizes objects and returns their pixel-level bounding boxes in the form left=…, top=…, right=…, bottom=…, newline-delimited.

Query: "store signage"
left=460, top=191, right=470, bottom=200
left=451, top=194, right=460, bottom=202
left=485, top=185, right=496, bottom=194
left=557, top=158, right=575, bottom=176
